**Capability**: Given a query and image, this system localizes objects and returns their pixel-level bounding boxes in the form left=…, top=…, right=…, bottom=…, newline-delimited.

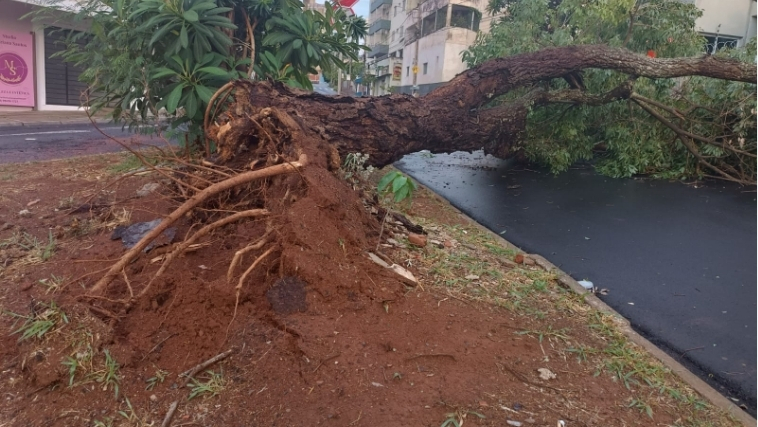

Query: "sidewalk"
left=0, top=110, right=112, bottom=128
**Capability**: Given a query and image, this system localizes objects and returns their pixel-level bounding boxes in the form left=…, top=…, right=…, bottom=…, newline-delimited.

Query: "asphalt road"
left=0, top=123, right=161, bottom=164
left=396, top=150, right=757, bottom=416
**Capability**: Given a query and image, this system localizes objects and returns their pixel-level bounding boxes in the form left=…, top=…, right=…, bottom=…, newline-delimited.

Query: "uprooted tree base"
left=90, top=45, right=756, bottom=307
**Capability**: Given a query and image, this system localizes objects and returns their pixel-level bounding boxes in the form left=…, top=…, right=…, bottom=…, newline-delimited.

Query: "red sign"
left=0, top=30, right=34, bottom=107
left=338, top=0, right=358, bottom=9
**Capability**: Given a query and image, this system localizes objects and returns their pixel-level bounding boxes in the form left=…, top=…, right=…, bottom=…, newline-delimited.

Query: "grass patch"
left=188, top=370, right=226, bottom=400
left=6, top=300, right=68, bottom=341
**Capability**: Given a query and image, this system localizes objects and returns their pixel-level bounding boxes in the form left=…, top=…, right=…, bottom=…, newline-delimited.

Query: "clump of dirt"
left=0, top=153, right=741, bottom=427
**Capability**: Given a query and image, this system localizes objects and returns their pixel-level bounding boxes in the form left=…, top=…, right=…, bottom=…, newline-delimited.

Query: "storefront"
left=0, top=0, right=84, bottom=111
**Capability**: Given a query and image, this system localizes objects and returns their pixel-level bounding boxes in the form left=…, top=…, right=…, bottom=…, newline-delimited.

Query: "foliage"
left=7, top=300, right=69, bottom=341
left=378, top=171, right=418, bottom=203
left=188, top=369, right=226, bottom=399
left=464, top=0, right=756, bottom=183
left=33, top=0, right=366, bottom=149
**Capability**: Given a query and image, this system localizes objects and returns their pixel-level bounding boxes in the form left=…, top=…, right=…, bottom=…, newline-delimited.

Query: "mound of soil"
left=0, top=154, right=736, bottom=426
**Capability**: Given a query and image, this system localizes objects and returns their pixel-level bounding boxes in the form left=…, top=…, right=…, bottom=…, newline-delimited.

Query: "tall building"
left=364, top=0, right=756, bottom=97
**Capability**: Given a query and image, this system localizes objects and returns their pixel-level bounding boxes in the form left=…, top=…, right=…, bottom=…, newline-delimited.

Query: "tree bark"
left=210, top=44, right=756, bottom=168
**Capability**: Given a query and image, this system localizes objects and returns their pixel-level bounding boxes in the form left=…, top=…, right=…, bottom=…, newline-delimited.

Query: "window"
left=406, top=66, right=409, bottom=76
left=423, top=62, right=428, bottom=74
left=394, top=5, right=397, bottom=16
left=704, top=35, right=739, bottom=54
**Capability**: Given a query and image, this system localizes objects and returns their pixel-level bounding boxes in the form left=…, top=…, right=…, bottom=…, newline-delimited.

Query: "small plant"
left=95, top=350, right=121, bottom=399
left=41, top=230, right=56, bottom=261
left=628, top=397, right=654, bottom=418
left=188, top=370, right=226, bottom=400
left=377, top=170, right=417, bottom=204
left=38, top=274, right=66, bottom=294
left=341, top=152, right=375, bottom=185
left=8, top=300, right=68, bottom=341
left=440, top=410, right=485, bottom=427
left=146, top=369, right=169, bottom=391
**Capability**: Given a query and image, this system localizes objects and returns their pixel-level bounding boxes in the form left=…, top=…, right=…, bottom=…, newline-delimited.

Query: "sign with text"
left=0, top=30, right=34, bottom=107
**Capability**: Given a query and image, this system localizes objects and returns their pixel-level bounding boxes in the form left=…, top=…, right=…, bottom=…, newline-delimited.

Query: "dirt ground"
left=0, top=153, right=742, bottom=427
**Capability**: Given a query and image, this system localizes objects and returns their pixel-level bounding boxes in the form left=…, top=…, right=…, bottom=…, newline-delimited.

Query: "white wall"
left=695, top=0, right=754, bottom=40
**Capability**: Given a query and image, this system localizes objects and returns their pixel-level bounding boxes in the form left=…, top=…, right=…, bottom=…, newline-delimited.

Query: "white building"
left=367, top=0, right=756, bottom=97
left=0, top=0, right=87, bottom=111
left=687, top=0, right=756, bottom=51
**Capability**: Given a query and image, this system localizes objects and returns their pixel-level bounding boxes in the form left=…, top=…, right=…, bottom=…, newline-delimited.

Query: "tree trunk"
left=209, top=44, right=755, bottom=169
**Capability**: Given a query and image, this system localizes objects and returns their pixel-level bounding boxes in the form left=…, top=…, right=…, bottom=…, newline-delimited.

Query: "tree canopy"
left=464, top=0, right=756, bottom=184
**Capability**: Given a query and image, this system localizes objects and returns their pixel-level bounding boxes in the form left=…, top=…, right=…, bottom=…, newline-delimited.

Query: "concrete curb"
left=419, top=186, right=755, bottom=426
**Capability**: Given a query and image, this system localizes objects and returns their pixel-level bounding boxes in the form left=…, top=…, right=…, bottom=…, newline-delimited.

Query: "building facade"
left=365, top=0, right=757, bottom=97
left=0, top=0, right=88, bottom=111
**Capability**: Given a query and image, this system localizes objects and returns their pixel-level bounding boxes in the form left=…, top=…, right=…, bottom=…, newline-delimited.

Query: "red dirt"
left=0, top=154, right=729, bottom=426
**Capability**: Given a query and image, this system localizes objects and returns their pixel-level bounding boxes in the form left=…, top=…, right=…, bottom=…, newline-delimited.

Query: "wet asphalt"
left=396, top=151, right=757, bottom=416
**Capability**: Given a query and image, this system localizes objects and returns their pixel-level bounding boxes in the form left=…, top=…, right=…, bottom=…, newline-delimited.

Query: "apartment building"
left=365, top=0, right=756, bottom=97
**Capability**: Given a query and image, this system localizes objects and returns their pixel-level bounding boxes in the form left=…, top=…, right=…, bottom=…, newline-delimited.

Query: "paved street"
left=397, top=150, right=757, bottom=416
left=0, top=123, right=160, bottom=164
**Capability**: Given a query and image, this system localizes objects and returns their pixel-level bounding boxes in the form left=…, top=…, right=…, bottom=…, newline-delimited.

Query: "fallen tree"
left=89, top=45, right=756, bottom=303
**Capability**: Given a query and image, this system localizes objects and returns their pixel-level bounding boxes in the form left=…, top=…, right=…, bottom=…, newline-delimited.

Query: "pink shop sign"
left=0, top=30, right=35, bottom=107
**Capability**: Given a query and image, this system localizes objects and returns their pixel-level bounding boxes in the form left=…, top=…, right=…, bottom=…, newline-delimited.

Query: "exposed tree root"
left=146, top=208, right=270, bottom=293
left=89, top=154, right=307, bottom=296
left=227, top=246, right=275, bottom=337
left=227, top=232, right=271, bottom=283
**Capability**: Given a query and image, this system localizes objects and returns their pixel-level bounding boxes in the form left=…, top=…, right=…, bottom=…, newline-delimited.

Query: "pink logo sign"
left=0, top=52, right=29, bottom=85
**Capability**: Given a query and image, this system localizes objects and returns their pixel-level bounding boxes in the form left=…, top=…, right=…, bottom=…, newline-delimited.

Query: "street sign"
left=412, top=65, right=418, bottom=74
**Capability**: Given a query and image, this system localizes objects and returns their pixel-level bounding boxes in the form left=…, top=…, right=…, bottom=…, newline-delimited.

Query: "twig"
left=121, top=269, right=134, bottom=299
left=405, top=353, right=457, bottom=362
left=180, top=349, right=234, bottom=384
left=143, top=333, right=179, bottom=360
left=160, top=401, right=179, bottom=427
left=312, top=353, right=341, bottom=373
left=680, top=346, right=705, bottom=357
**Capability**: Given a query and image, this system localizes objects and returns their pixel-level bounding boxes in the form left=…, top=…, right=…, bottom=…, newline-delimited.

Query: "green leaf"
left=183, top=10, right=199, bottom=22
left=185, top=91, right=198, bottom=119
left=195, top=85, right=215, bottom=104
left=197, top=67, right=230, bottom=77
left=166, top=84, right=185, bottom=113
left=180, top=25, right=188, bottom=48
left=151, top=67, right=178, bottom=79
left=377, top=171, right=399, bottom=192
left=392, top=176, right=407, bottom=193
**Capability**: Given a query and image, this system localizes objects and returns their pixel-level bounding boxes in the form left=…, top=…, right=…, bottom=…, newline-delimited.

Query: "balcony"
left=370, top=0, right=392, bottom=13
left=368, top=19, right=391, bottom=35
left=368, top=44, right=389, bottom=58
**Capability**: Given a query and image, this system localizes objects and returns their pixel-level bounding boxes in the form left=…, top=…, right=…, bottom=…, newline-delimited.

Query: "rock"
left=506, top=421, right=522, bottom=427
left=465, top=274, right=480, bottom=280
left=26, top=199, right=40, bottom=207
left=443, top=240, right=455, bottom=248
left=537, top=368, right=556, bottom=380
left=18, top=209, right=31, bottom=218
left=523, top=256, right=535, bottom=266
left=514, top=253, right=524, bottom=264
left=408, top=233, right=427, bottom=247
left=149, top=394, right=157, bottom=402
left=136, top=182, right=160, bottom=197
left=0, top=222, right=12, bottom=231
